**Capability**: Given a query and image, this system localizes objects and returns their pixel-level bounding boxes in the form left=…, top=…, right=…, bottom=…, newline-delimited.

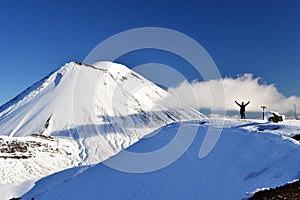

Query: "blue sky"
left=0, top=0, right=299, bottom=105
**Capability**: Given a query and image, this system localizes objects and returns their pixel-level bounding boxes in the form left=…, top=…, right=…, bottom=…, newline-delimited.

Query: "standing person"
left=235, top=101, right=250, bottom=119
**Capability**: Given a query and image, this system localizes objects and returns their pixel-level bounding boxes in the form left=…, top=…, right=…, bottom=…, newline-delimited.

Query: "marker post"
left=261, top=105, right=267, bottom=120
left=294, top=104, right=297, bottom=120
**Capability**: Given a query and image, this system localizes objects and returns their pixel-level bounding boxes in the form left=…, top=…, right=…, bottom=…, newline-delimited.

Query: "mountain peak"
left=0, top=61, right=204, bottom=183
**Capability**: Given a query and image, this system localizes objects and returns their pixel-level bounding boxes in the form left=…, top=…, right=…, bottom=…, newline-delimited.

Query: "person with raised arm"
left=235, top=101, right=250, bottom=119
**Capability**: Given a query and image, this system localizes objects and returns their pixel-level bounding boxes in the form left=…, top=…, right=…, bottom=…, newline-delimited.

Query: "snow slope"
left=0, top=135, right=80, bottom=184
left=21, top=119, right=300, bottom=200
left=0, top=61, right=204, bottom=184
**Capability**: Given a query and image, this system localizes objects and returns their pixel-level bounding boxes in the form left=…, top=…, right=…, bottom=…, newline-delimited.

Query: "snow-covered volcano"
left=0, top=61, right=204, bottom=183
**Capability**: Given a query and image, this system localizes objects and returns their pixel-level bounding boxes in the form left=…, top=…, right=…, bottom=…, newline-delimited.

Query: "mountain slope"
left=0, top=135, right=80, bottom=184
left=0, top=61, right=204, bottom=184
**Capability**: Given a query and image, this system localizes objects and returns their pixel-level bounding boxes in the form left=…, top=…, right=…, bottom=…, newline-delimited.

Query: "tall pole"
left=294, top=104, right=297, bottom=120
left=261, top=105, right=267, bottom=120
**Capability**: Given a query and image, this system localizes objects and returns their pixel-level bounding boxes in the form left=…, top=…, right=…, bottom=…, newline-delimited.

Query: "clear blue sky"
left=0, top=0, right=299, bottom=105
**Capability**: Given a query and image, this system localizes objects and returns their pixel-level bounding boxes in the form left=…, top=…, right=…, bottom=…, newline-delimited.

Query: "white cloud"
left=159, top=74, right=300, bottom=114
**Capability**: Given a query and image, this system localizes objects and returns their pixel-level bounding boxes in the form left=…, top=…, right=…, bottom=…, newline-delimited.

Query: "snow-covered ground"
left=0, top=135, right=80, bottom=184
left=16, top=119, right=300, bottom=200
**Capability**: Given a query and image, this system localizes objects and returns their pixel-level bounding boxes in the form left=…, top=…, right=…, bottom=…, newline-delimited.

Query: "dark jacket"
left=235, top=101, right=250, bottom=113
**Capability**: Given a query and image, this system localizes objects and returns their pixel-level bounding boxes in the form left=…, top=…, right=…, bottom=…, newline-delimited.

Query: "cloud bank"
left=160, top=74, right=300, bottom=114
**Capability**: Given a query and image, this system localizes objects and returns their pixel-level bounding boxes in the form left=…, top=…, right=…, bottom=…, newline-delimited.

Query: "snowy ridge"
left=20, top=119, right=300, bottom=200
left=0, top=61, right=205, bottom=184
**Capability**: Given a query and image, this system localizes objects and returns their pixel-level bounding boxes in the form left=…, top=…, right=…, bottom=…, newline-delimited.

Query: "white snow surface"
left=0, top=62, right=203, bottom=185
left=20, top=119, right=300, bottom=200
left=0, top=135, right=80, bottom=184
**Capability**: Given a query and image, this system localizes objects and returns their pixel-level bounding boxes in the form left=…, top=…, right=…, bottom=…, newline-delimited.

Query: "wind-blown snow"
left=161, top=74, right=300, bottom=113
